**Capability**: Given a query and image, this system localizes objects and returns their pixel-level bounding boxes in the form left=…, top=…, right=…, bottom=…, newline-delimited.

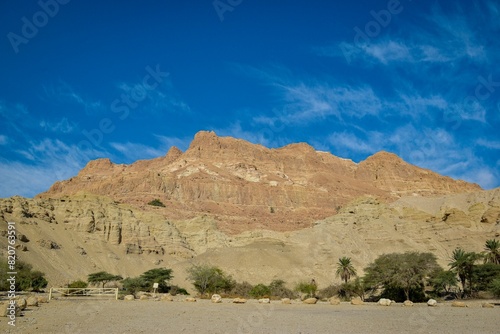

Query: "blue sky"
left=1, top=0, right=499, bottom=198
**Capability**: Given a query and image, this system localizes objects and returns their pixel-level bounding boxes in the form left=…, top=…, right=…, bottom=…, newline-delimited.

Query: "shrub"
left=140, top=268, right=173, bottom=293
left=490, top=278, right=500, bottom=297
left=169, top=285, right=189, bottom=296
left=229, top=281, right=254, bottom=298
left=122, top=277, right=148, bottom=296
left=317, top=284, right=341, bottom=299
left=68, top=280, right=88, bottom=289
left=249, top=284, right=271, bottom=298
left=269, top=279, right=296, bottom=299
left=187, top=264, right=235, bottom=296
left=295, top=281, right=317, bottom=298
left=148, top=199, right=165, bottom=207
left=0, top=260, right=48, bottom=292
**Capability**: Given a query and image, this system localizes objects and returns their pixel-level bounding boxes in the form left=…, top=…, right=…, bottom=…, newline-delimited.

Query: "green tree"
left=483, top=239, right=500, bottom=265
left=471, top=263, right=500, bottom=292
left=338, top=277, right=369, bottom=301
left=122, top=277, right=148, bottom=295
left=87, top=271, right=123, bottom=288
left=140, top=268, right=173, bottom=293
left=429, top=270, right=458, bottom=296
left=269, top=279, right=296, bottom=299
left=0, top=260, right=48, bottom=292
left=364, top=252, right=441, bottom=301
left=335, top=257, right=357, bottom=283
left=186, top=264, right=235, bottom=296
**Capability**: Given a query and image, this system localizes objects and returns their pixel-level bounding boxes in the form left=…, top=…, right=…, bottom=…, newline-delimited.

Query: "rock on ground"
left=350, top=297, right=364, bottom=305
left=427, top=299, right=437, bottom=307
left=378, top=298, right=391, bottom=306
left=303, top=298, right=318, bottom=304
left=211, top=294, right=222, bottom=303
left=124, top=295, right=135, bottom=301
left=233, top=298, right=247, bottom=304
left=329, top=297, right=341, bottom=305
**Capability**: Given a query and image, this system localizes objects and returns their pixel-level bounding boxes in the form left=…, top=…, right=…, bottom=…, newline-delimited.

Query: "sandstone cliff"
left=38, top=131, right=481, bottom=234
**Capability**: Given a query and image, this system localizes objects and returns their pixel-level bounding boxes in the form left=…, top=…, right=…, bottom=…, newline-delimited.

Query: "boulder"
left=303, top=298, right=318, bottom=304
left=139, top=295, right=149, bottom=300
left=161, top=294, right=173, bottom=302
left=281, top=298, right=291, bottom=304
left=482, top=303, right=494, bottom=308
left=451, top=301, right=467, bottom=308
left=258, top=298, right=270, bottom=304
left=37, top=296, right=49, bottom=304
left=403, top=300, right=414, bottom=307
left=233, top=298, right=247, bottom=304
left=15, top=298, right=27, bottom=310
left=329, top=297, right=341, bottom=305
left=350, top=297, right=364, bottom=305
left=185, top=297, right=197, bottom=302
left=26, top=296, right=39, bottom=307
left=427, top=299, right=437, bottom=307
left=211, top=294, right=222, bottom=303
left=378, top=298, right=391, bottom=306
left=0, top=302, right=21, bottom=317
left=124, top=295, right=135, bottom=301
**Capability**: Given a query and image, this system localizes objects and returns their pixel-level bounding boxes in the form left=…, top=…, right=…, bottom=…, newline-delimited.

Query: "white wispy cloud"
left=39, top=117, right=76, bottom=133
left=0, top=135, right=7, bottom=145
left=42, top=81, right=104, bottom=114
left=0, top=138, right=106, bottom=197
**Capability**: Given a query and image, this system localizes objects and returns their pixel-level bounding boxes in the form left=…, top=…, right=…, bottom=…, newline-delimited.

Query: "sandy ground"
left=2, top=296, right=500, bottom=334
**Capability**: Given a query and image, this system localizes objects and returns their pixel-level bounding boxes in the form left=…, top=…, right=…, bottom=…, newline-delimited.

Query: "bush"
left=249, top=284, right=271, bottom=298
left=68, top=280, right=88, bottom=289
left=140, top=268, right=173, bottom=293
left=295, top=281, right=317, bottom=298
left=269, top=279, right=296, bottom=299
left=229, top=281, right=254, bottom=298
left=122, top=277, right=148, bottom=296
left=0, top=260, right=48, bottom=292
left=490, top=278, right=500, bottom=297
left=169, top=285, right=189, bottom=296
left=317, top=284, right=341, bottom=299
left=148, top=199, right=165, bottom=207
left=187, top=264, right=235, bottom=296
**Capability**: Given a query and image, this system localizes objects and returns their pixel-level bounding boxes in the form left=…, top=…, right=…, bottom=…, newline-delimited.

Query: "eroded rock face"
left=37, top=131, right=480, bottom=234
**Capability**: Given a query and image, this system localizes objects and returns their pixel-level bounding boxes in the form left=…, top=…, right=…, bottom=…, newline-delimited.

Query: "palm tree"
left=449, top=248, right=479, bottom=297
left=336, top=257, right=357, bottom=283
left=483, top=239, right=500, bottom=265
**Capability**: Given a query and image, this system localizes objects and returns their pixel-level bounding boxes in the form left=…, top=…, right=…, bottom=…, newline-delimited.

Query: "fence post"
left=49, top=287, right=52, bottom=301
left=115, top=288, right=119, bottom=300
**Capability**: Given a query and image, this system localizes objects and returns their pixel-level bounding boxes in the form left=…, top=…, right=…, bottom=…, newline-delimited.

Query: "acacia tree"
left=364, top=252, right=441, bottom=301
left=186, top=264, right=234, bottom=296
left=87, top=271, right=123, bottom=288
left=336, top=257, right=357, bottom=283
left=140, top=268, right=173, bottom=292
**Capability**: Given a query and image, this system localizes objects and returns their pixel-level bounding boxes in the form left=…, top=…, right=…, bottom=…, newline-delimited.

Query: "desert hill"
left=0, top=131, right=497, bottom=289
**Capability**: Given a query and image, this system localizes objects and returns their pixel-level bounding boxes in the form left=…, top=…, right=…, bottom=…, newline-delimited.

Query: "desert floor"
left=1, top=297, right=499, bottom=334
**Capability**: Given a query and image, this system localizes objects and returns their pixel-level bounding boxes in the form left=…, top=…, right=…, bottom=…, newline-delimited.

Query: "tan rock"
left=329, top=297, right=340, bottom=305
left=37, top=296, right=49, bottom=303
left=124, top=295, right=135, bottom=301
left=451, top=301, right=467, bottom=308
left=281, top=298, right=291, bottom=304
left=233, top=298, right=247, bottom=304
left=482, top=303, right=494, bottom=308
left=303, top=298, right=318, bottom=304
left=15, top=298, right=27, bottom=310
left=161, top=294, right=173, bottom=302
left=350, top=297, right=364, bottom=305
left=378, top=298, right=391, bottom=306
left=211, top=294, right=222, bottom=303
left=403, top=300, right=414, bottom=307
left=185, top=297, right=197, bottom=302
left=139, top=295, right=149, bottom=300
left=0, top=302, right=21, bottom=317
left=427, top=299, right=438, bottom=307
left=26, top=296, right=39, bottom=307
left=258, top=298, right=270, bottom=304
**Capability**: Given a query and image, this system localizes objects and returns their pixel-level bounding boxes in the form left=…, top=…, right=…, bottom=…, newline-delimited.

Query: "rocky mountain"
left=38, top=131, right=480, bottom=234
left=0, top=131, right=496, bottom=289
